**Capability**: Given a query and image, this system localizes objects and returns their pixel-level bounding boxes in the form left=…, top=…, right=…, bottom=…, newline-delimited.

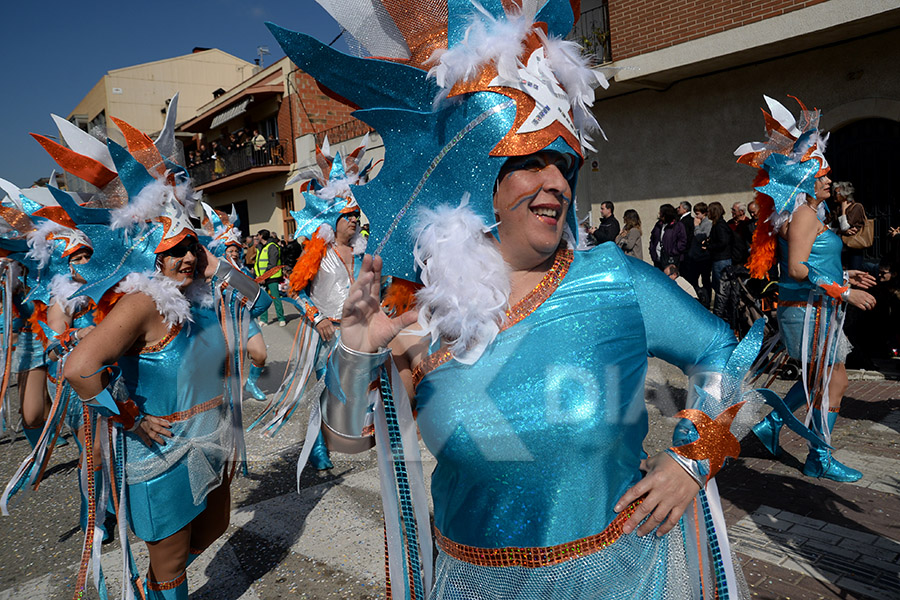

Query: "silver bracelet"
left=214, top=259, right=262, bottom=305
left=321, top=341, right=390, bottom=439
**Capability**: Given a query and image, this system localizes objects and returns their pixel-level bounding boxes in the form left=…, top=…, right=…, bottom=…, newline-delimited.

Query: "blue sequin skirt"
left=12, top=329, right=46, bottom=372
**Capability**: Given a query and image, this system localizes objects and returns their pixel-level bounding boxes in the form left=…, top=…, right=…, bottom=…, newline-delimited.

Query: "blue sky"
left=0, top=1, right=346, bottom=187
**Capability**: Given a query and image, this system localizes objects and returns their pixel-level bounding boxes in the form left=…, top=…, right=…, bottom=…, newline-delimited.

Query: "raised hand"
left=341, top=255, right=418, bottom=353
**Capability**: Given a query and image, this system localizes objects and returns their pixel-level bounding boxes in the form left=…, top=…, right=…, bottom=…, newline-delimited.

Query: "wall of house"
left=579, top=28, right=900, bottom=258
left=609, top=0, right=826, bottom=60
left=205, top=176, right=290, bottom=236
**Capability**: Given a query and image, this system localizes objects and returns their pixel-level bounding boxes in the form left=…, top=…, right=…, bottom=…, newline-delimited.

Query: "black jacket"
left=708, top=220, right=733, bottom=262
left=591, top=216, right=620, bottom=245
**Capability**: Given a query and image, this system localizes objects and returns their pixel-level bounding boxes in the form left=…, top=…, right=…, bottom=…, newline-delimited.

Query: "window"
left=281, top=190, right=296, bottom=239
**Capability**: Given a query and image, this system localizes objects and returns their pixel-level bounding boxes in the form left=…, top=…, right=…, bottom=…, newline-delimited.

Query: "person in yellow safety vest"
left=254, top=229, right=286, bottom=326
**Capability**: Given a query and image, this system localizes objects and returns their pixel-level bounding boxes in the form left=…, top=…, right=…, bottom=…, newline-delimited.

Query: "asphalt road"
left=1, top=301, right=898, bottom=599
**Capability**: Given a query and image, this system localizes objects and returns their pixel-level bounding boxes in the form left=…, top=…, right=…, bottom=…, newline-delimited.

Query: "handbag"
left=844, top=218, right=874, bottom=249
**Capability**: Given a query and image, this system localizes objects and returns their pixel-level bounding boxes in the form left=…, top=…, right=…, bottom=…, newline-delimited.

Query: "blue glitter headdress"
left=268, top=0, right=610, bottom=280
left=30, top=95, right=201, bottom=303
left=0, top=184, right=94, bottom=305
left=200, top=202, right=242, bottom=257
left=734, top=95, right=829, bottom=222
left=289, top=136, right=370, bottom=241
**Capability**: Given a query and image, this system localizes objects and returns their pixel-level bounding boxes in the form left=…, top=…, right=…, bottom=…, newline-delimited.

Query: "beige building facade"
left=68, top=49, right=255, bottom=145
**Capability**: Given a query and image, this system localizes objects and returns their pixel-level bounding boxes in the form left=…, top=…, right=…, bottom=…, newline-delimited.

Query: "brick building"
left=579, top=0, right=900, bottom=262
left=178, top=56, right=379, bottom=240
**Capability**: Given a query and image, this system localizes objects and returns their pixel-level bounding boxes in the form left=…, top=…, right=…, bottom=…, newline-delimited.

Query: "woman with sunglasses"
left=48, top=108, right=270, bottom=599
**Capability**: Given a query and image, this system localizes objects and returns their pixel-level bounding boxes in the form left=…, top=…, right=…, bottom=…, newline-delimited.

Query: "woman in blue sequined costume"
left=737, top=96, right=877, bottom=483
left=65, top=236, right=267, bottom=599
left=270, top=3, right=761, bottom=597
left=11, top=280, right=52, bottom=449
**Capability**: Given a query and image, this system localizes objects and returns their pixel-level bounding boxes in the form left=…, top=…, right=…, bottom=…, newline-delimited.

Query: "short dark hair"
left=600, top=201, right=614, bottom=213
left=258, top=229, right=271, bottom=241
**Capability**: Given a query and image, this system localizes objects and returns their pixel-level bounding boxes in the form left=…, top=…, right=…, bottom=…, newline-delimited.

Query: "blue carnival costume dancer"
left=268, top=2, right=779, bottom=598
left=739, top=96, right=871, bottom=482
left=6, top=96, right=270, bottom=600
left=249, top=138, right=371, bottom=471
left=200, top=203, right=270, bottom=401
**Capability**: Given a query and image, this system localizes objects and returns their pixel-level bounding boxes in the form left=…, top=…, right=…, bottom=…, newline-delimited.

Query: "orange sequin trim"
left=434, top=499, right=641, bottom=568
left=159, top=395, right=223, bottom=423
left=412, top=248, right=573, bottom=387
left=137, top=324, right=183, bottom=354
left=146, top=571, right=186, bottom=591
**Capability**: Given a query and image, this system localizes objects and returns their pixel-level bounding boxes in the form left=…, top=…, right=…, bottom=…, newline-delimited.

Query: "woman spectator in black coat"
left=648, top=203, right=687, bottom=270
left=707, top=201, right=734, bottom=290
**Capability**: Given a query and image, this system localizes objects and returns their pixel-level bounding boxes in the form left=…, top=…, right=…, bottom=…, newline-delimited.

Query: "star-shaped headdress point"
left=268, top=0, right=611, bottom=281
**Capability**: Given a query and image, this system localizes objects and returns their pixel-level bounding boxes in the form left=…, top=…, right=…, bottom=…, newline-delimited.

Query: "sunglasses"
left=159, top=239, right=201, bottom=259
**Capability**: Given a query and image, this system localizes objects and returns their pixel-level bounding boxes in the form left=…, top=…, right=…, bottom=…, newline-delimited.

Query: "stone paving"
left=1, top=308, right=899, bottom=599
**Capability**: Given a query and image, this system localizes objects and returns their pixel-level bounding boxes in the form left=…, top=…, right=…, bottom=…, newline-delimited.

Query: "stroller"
left=714, top=265, right=800, bottom=381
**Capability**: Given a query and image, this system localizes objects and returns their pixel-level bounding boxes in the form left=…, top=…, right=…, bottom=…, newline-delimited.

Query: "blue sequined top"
left=415, top=245, right=736, bottom=549
left=777, top=228, right=843, bottom=303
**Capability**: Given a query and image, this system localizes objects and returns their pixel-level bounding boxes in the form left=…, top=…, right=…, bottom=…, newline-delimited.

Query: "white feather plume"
left=26, top=220, right=65, bottom=269
left=48, top=274, right=89, bottom=315
left=427, top=5, right=532, bottom=105
left=109, top=176, right=198, bottom=231
left=114, top=271, right=191, bottom=327
left=349, top=232, right=368, bottom=255
left=316, top=224, right=335, bottom=244
left=413, top=195, right=510, bottom=364
left=539, top=31, right=610, bottom=148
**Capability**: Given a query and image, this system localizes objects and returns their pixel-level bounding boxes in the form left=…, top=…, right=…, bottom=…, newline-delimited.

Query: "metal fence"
left=570, top=2, right=612, bottom=64
left=189, top=141, right=287, bottom=186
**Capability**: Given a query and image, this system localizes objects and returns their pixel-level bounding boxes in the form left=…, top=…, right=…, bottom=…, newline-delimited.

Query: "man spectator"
left=254, top=230, right=286, bottom=326
left=747, top=200, right=759, bottom=237
left=282, top=234, right=304, bottom=271
left=677, top=201, right=694, bottom=250
left=729, top=201, right=752, bottom=266
left=589, top=201, right=620, bottom=245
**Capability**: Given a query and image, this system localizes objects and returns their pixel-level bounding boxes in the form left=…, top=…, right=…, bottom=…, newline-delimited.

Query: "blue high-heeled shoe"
left=802, top=409, right=862, bottom=482
left=245, top=364, right=267, bottom=400
left=752, top=381, right=806, bottom=457
left=309, top=431, right=333, bottom=470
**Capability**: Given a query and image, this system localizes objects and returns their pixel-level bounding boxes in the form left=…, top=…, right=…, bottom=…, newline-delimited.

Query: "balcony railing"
left=188, top=141, right=287, bottom=186
left=570, top=2, right=612, bottom=64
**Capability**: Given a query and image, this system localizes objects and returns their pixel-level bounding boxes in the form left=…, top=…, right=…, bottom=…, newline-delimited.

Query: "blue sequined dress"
left=412, top=245, right=743, bottom=599
left=776, top=229, right=849, bottom=366
left=117, top=305, right=232, bottom=542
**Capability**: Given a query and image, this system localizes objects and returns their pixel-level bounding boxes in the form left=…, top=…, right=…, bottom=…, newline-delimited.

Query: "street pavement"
left=1, top=301, right=898, bottom=599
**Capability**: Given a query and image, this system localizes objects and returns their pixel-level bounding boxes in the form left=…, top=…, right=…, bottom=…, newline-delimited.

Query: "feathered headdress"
left=735, top=95, right=830, bottom=278
left=30, top=95, right=202, bottom=304
left=0, top=182, right=94, bottom=305
left=268, top=0, right=611, bottom=282
left=200, top=202, right=242, bottom=256
left=287, top=138, right=368, bottom=294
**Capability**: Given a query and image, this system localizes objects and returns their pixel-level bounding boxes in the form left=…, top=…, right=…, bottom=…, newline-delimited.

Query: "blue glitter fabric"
left=118, top=305, right=231, bottom=542
left=416, top=245, right=737, bottom=550
left=776, top=232, right=848, bottom=366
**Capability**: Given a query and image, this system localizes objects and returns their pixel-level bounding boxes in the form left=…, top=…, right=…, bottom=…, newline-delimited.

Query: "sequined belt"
left=157, top=395, right=224, bottom=423
left=434, top=500, right=642, bottom=568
